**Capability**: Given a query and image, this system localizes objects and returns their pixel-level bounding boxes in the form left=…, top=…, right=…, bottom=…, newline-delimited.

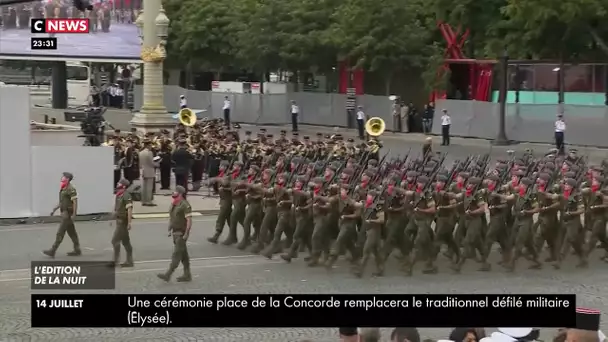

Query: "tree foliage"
left=162, top=0, right=607, bottom=82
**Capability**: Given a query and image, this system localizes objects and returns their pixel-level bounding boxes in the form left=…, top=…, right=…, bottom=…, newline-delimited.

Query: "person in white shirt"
left=440, top=109, right=451, bottom=146
left=356, top=105, right=366, bottom=139
left=108, top=84, right=119, bottom=107
left=222, top=96, right=231, bottom=127
left=115, top=85, right=124, bottom=108
left=290, top=100, right=299, bottom=132
left=179, top=95, right=187, bottom=109
left=555, top=113, right=566, bottom=155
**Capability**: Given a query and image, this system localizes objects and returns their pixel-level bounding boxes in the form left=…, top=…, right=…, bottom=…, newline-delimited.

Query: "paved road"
left=0, top=24, right=140, bottom=59
left=1, top=217, right=608, bottom=341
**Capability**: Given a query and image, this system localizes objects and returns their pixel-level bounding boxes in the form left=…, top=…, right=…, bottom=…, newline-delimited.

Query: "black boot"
left=42, top=249, right=56, bottom=258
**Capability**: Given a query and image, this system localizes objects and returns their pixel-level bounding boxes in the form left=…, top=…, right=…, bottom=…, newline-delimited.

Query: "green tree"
left=165, top=0, right=242, bottom=72
left=327, top=0, right=434, bottom=94
left=231, top=0, right=290, bottom=73
left=498, top=0, right=607, bottom=59
left=275, top=0, right=340, bottom=72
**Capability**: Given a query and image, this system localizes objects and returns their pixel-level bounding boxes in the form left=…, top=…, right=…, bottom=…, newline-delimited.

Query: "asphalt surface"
left=2, top=214, right=608, bottom=341
left=0, top=24, right=140, bottom=59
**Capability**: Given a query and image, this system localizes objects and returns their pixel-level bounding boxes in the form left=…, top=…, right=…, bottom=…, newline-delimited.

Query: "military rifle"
left=412, top=154, right=446, bottom=208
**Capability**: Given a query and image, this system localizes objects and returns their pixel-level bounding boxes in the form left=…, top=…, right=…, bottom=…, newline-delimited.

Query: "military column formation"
left=206, top=135, right=608, bottom=278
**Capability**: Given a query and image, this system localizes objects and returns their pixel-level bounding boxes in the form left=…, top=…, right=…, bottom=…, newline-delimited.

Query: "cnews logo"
left=30, top=19, right=90, bottom=34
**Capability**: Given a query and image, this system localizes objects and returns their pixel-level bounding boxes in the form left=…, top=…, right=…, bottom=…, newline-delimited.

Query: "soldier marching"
left=205, top=128, right=608, bottom=279
left=99, top=114, right=608, bottom=281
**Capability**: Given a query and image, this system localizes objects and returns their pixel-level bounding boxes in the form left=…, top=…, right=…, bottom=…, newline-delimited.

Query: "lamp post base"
left=129, top=107, right=175, bottom=133
left=490, top=137, right=517, bottom=146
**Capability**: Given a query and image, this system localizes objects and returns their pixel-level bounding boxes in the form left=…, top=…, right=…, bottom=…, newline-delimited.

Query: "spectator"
left=422, top=102, right=435, bottom=134
left=339, top=327, right=359, bottom=342
left=565, top=308, right=603, bottom=342
left=391, top=327, right=421, bottom=342
left=114, top=83, right=124, bottom=108
left=449, top=328, right=482, bottom=342
left=400, top=102, right=408, bottom=132
left=360, top=328, right=381, bottom=342
left=392, top=98, right=402, bottom=133
left=90, top=84, right=100, bottom=107
left=406, top=102, right=417, bottom=133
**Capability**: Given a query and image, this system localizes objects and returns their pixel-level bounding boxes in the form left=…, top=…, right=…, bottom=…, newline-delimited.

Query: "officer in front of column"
left=158, top=185, right=192, bottom=282
left=43, top=172, right=82, bottom=258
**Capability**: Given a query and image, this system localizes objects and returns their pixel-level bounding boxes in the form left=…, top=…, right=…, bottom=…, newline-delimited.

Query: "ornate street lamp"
left=130, top=1, right=173, bottom=132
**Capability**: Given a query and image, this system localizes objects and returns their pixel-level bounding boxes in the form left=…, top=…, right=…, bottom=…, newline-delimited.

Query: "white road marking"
left=0, top=218, right=216, bottom=233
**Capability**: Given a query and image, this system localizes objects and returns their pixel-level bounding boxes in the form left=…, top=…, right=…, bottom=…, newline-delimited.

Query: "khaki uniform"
left=485, top=191, right=511, bottom=265
left=326, top=198, right=359, bottom=267
left=456, top=191, right=487, bottom=271
left=308, top=196, right=330, bottom=266
left=381, top=192, right=408, bottom=260
left=404, top=191, right=436, bottom=274
left=432, top=191, right=460, bottom=263
left=534, top=192, right=560, bottom=262
left=208, top=176, right=232, bottom=243
left=555, top=194, right=587, bottom=268
left=507, top=194, right=541, bottom=270
left=263, top=187, right=293, bottom=258
left=353, top=208, right=385, bottom=277
left=252, top=189, right=277, bottom=254
left=50, top=184, right=81, bottom=255
left=283, top=190, right=313, bottom=261
left=226, top=180, right=247, bottom=245
left=238, top=182, right=263, bottom=250
left=112, top=191, right=133, bottom=265
left=160, top=199, right=192, bottom=281
left=584, top=191, right=608, bottom=259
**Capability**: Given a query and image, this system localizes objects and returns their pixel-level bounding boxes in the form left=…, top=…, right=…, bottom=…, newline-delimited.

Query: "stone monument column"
left=129, top=0, right=174, bottom=132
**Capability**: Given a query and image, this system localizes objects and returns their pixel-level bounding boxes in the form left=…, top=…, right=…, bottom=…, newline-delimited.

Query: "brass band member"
left=172, top=138, right=192, bottom=196
left=122, top=138, right=137, bottom=183
left=159, top=129, right=173, bottom=189
left=191, top=141, right=205, bottom=191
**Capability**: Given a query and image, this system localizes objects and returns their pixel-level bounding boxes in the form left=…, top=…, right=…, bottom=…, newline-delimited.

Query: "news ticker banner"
left=31, top=294, right=575, bottom=328
left=31, top=261, right=115, bottom=290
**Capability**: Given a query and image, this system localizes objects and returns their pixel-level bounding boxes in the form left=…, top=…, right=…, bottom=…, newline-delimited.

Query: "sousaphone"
left=179, top=108, right=196, bottom=127
left=365, top=117, right=386, bottom=137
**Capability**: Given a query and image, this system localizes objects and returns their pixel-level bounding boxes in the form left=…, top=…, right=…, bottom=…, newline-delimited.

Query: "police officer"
left=158, top=186, right=192, bottom=282
left=43, top=172, right=82, bottom=258
left=110, top=178, right=134, bottom=267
